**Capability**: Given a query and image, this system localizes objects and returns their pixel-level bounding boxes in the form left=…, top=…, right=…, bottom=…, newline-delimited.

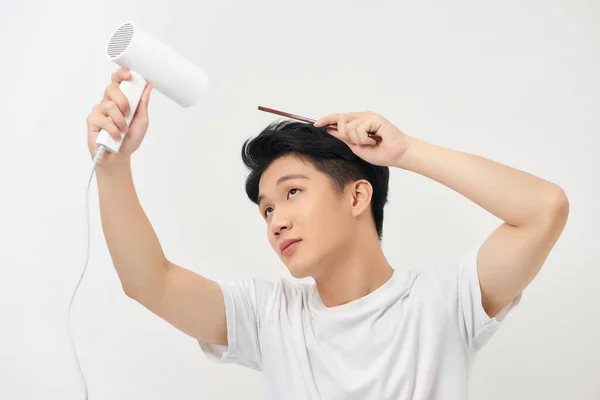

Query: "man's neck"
left=313, top=234, right=394, bottom=308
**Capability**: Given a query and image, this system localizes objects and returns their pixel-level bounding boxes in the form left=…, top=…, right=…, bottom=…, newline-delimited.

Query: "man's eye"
left=264, top=189, right=300, bottom=218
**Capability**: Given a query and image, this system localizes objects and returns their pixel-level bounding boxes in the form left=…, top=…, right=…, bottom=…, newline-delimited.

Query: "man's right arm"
left=96, top=161, right=227, bottom=346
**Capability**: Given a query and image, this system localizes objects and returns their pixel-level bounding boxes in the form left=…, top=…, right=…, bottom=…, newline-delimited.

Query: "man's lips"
left=279, top=238, right=302, bottom=253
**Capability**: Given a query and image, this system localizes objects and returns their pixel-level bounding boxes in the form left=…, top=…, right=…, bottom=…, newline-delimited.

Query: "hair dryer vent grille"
left=107, top=22, right=134, bottom=60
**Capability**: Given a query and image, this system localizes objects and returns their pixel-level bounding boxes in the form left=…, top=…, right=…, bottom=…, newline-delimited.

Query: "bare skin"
left=257, top=154, right=394, bottom=307
left=86, top=67, right=569, bottom=351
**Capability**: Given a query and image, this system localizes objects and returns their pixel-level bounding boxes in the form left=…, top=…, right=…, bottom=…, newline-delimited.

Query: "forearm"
left=96, top=159, right=168, bottom=298
left=396, top=137, right=567, bottom=227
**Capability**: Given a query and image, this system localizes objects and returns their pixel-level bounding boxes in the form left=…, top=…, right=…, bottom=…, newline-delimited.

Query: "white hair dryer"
left=95, top=21, right=210, bottom=154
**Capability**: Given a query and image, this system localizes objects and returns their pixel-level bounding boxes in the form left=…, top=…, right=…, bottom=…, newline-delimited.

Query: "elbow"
left=122, top=283, right=161, bottom=307
left=122, top=283, right=138, bottom=300
left=121, top=261, right=170, bottom=304
left=539, top=185, right=570, bottom=228
left=121, top=281, right=159, bottom=304
left=122, top=283, right=146, bottom=302
left=548, top=186, right=570, bottom=222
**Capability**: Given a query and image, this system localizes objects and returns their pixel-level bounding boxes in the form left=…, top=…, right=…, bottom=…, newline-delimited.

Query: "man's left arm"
left=395, top=137, right=570, bottom=318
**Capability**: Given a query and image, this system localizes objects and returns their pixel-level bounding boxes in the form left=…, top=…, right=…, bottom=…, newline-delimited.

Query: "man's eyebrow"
left=257, top=173, right=310, bottom=206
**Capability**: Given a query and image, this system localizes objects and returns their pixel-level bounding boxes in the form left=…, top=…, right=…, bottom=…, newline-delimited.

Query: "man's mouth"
left=280, top=239, right=302, bottom=255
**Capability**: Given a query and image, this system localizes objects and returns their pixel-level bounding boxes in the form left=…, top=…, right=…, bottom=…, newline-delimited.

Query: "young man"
left=87, top=68, right=569, bottom=399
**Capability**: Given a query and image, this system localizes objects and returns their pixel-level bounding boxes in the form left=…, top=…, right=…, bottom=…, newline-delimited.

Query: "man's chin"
left=286, top=262, right=312, bottom=279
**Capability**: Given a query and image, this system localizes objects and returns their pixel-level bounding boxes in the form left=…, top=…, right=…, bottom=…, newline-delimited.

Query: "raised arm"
left=398, top=137, right=569, bottom=317
left=87, top=67, right=227, bottom=345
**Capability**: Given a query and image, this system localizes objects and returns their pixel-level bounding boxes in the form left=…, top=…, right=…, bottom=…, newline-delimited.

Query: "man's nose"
left=271, top=210, right=292, bottom=236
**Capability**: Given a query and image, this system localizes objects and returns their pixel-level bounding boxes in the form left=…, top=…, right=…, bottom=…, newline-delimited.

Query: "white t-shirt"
left=199, top=246, right=521, bottom=399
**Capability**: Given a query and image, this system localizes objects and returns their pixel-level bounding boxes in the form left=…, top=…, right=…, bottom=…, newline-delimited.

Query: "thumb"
left=135, top=84, right=152, bottom=117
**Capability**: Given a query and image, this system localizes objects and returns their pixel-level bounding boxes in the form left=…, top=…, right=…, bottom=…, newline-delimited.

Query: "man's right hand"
left=86, top=67, right=153, bottom=168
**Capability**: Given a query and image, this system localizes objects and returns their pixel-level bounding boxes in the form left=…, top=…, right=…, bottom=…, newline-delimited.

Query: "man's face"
left=258, top=155, right=354, bottom=279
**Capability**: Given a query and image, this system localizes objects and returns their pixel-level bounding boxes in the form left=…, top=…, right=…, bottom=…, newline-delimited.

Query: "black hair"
left=241, top=120, right=390, bottom=240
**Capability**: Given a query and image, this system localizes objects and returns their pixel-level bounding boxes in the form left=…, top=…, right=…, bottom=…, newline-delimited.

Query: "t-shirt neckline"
left=309, top=268, right=405, bottom=315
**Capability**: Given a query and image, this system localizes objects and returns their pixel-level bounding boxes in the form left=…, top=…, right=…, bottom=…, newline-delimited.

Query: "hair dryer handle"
left=96, top=70, right=147, bottom=153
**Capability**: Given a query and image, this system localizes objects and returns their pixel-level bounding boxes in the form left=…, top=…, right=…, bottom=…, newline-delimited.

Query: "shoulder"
left=248, top=278, right=313, bottom=326
left=226, top=277, right=312, bottom=310
left=412, top=246, right=479, bottom=290
left=259, top=277, right=314, bottom=304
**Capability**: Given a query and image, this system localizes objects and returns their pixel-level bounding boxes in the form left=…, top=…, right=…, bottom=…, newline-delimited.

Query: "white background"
left=1, top=0, right=598, bottom=399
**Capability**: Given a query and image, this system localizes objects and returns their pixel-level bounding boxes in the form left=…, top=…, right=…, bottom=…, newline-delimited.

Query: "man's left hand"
left=313, top=111, right=411, bottom=167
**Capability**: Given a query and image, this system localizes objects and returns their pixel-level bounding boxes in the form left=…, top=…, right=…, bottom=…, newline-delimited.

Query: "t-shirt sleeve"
left=426, top=244, right=522, bottom=352
left=198, top=279, right=277, bottom=371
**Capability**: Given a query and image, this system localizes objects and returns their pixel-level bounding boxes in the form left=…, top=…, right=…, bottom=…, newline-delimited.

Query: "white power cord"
left=67, top=144, right=107, bottom=400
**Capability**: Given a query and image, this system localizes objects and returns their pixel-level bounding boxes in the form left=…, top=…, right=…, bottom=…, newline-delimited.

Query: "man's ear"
left=348, top=179, right=373, bottom=218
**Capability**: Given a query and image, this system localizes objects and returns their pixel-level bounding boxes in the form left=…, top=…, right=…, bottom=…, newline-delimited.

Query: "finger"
left=313, top=114, right=339, bottom=127
left=362, top=118, right=384, bottom=136
left=142, top=83, right=152, bottom=104
left=110, top=67, right=131, bottom=85
left=87, top=112, right=122, bottom=141
left=327, top=128, right=354, bottom=147
left=356, top=122, right=377, bottom=145
left=337, top=115, right=354, bottom=144
left=135, top=84, right=153, bottom=118
left=97, top=100, right=128, bottom=133
left=346, top=120, right=362, bottom=145
left=102, top=117, right=123, bottom=141
left=103, top=85, right=131, bottom=118
left=326, top=126, right=343, bottom=142
left=314, top=112, right=362, bottom=127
